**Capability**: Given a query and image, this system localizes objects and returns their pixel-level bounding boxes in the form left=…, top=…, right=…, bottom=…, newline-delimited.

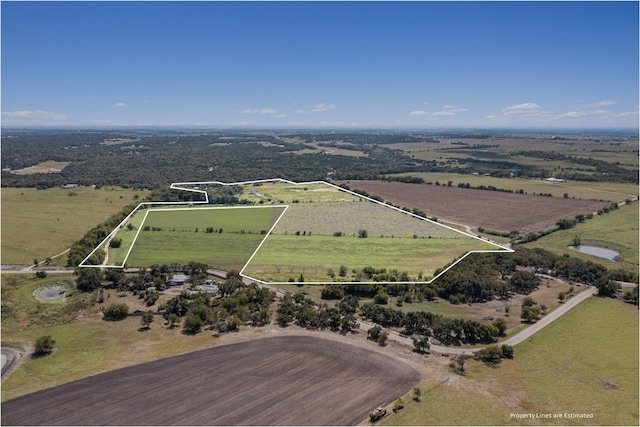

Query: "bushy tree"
left=103, top=303, right=129, bottom=321
left=34, top=335, right=56, bottom=356
left=412, top=336, right=430, bottom=354
left=509, top=271, right=540, bottom=294
left=140, top=311, right=154, bottom=329
left=76, top=268, right=103, bottom=292
left=183, top=314, right=204, bottom=334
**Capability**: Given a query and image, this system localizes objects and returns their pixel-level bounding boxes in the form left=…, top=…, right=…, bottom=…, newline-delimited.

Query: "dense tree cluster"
left=161, top=281, right=275, bottom=334
left=1, top=130, right=421, bottom=189
left=67, top=202, right=139, bottom=266
left=276, top=292, right=359, bottom=332
left=359, top=303, right=504, bottom=345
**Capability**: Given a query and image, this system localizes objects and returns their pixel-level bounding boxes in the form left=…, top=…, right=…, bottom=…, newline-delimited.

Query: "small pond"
left=568, top=245, right=619, bottom=261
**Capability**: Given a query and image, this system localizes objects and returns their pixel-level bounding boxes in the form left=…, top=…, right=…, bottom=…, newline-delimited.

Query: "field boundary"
left=80, top=178, right=512, bottom=285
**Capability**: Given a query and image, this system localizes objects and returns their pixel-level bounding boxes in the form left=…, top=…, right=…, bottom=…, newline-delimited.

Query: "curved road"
left=1, top=347, right=21, bottom=380
left=361, top=286, right=598, bottom=355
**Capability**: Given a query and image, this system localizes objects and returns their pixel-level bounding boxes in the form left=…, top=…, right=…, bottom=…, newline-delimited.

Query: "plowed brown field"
left=1, top=336, right=420, bottom=426
left=345, top=180, right=608, bottom=233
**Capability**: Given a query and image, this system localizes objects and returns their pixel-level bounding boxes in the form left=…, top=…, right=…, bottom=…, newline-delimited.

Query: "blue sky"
left=2, top=1, right=638, bottom=129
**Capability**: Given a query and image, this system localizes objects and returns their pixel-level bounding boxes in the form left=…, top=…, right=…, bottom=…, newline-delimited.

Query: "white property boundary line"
left=80, top=178, right=513, bottom=285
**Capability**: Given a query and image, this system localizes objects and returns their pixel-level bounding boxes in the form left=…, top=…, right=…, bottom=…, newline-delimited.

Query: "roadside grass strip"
left=80, top=179, right=512, bottom=285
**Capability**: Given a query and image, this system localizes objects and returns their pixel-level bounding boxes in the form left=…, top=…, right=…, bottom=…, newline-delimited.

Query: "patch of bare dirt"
left=2, top=335, right=421, bottom=426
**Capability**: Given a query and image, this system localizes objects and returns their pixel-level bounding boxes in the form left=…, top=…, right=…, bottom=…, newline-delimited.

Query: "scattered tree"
left=140, top=311, right=154, bottom=329
left=412, top=336, right=430, bottom=354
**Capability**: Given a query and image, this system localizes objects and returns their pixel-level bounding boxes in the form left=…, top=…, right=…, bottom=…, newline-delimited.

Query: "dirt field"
left=1, top=335, right=420, bottom=426
left=345, top=180, right=608, bottom=233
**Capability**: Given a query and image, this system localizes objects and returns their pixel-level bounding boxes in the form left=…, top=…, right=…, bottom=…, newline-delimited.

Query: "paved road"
left=1, top=347, right=21, bottom=380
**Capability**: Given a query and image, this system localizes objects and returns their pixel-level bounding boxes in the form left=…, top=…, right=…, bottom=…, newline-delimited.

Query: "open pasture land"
left=524, top=202, right=639, bottom=270
left=243, top=234, right=499, bottom=282
left=344, top=180, right=609, bottom=234
left=1, top=187, right=144, bottom=265
left=382, top=297, right=639, bottom=426
left=2, top=336, right=420, bottom=426
left=9, top=160, right=71, bottom=175
left=269, top=200, right=471, bottom=238
left=388, top=172, right=638, bottom=203
left=389, top=136, right=639, bottom=170
left=124, top=206, right=284, bottom=269
left=241, top=181, right=361, bottom=204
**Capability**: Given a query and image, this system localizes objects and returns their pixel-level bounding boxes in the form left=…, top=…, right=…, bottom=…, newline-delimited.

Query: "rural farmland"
left=121, top=206, right=285, bottom=270
left=344, top=180, right=610, bottom=234
left=1, top=335, right=421, bottom=426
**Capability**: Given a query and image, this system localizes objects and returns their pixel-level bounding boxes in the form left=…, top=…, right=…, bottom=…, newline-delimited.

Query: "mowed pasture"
left=243, top=234, right=498, bottom=282
left=242, top=181, right=361, bottom=204
left=1, top=187, right=144, bottom=265
left=2, top=336, right=420, bottom=426
left=344, top=180, right=609, bottom=234
left=123, top=206, right=285, bottom=269
left=523, top=202, right=639, bottom=271
left=382, top=298, right=639, bottom=426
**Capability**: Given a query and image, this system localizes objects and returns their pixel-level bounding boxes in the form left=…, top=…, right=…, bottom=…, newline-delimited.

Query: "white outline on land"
left=80, top=178, right=513, bottom=285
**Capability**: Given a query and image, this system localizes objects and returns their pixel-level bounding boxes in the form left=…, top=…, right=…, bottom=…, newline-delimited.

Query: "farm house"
left=166, top=274, right=191, bottom=286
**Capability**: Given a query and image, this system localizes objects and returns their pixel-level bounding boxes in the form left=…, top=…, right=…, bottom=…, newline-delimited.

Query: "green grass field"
left=523, top=203, right=639, bottom=271
left=124, top=206, right=284, bottom=269
left=243, top=234, right=500, bottom=282
left=1, top=274, right=90, bottom=334
left=382, top=297, right=639, bottom=426
left=1, top=187, right=144, bottom=265
left=241, top=181, right=361, bottom=204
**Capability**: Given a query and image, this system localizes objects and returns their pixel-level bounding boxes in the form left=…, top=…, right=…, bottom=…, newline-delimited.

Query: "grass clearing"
left=124, top=206, right=285, bottom=269
left=9, top=161, right=70, bottom=175
left=1, top=187, right=144, bottom=264
left=382, top=297, right=639, bottom=426
left=523, top=202, right=639, bottom=271
left=1, top=274, right=92, bottom=334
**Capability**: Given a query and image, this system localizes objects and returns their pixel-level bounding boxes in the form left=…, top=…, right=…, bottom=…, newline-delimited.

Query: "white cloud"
left=312, top=103, right=336, bottom=112
left=558, top=110, right=609, bottom=119
left=242, top=108, right=281, bottom=115
left=1, top=110, right=68, bottom=121
left=585, top=100, right=618, bottom=108
left=115, top=102, right=128, bottom=107
left=433, top=105, right=467, bottom=117
left=410, top=110, right=430, bottom=116
left=432, top=105, right=467, bottom=116
left=297, top=103, right=337, bottom=114
left=615, top=110, right=639, bottom=118
left=274, top=114, right=287, bottom=118
left=502, top=103, right=541, bottom=114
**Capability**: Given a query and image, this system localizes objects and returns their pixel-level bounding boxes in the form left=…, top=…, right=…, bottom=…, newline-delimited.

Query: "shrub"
left=34, top=335, right=56, bottom=356
left=103, top=303, right=129, bottom=321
